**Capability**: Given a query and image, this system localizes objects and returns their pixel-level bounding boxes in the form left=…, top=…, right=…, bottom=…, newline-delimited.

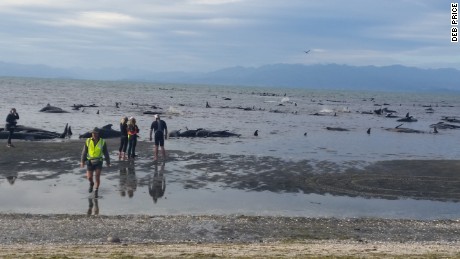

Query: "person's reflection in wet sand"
left=119, top=166, right=137, bottom=198
left=87, top=198, right=99, bottom=216
left=119, top=167, right=127, bottom=197
left=149, top=161, right=166, bottom=203
left=6, top=175, right=17, bottom=185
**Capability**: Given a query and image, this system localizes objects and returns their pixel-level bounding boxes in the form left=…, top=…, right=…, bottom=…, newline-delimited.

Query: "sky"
left=0, top=0, right=458, bottom=73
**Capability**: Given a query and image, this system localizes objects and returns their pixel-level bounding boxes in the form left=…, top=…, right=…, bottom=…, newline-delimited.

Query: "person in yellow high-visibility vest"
left=80, top=127, right=110, bottom=197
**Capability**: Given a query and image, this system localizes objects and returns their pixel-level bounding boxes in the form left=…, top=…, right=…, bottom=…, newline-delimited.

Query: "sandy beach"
left=0, top=214, right=460, bottom=258
left=1, top=140, right=460, bottom=257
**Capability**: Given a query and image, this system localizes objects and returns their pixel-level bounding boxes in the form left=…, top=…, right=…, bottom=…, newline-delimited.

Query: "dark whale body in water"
left=0, top=124, right=70, bottom=140
left=79, top=124, right=122, bottom=139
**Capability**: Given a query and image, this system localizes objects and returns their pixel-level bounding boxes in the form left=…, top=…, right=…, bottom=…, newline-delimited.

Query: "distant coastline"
left=1, top=62, right=459, bottom=93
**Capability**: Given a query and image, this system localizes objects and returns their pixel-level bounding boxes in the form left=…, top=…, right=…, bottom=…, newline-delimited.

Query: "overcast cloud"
left=0, top=0, right=457, bottom=72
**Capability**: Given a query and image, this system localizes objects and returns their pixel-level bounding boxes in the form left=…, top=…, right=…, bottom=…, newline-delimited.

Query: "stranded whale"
left=79, top=124, right=122, bottom=139
left=39, top=104, right=69, bottom=113
left=0, top=124, right=71, bottom=140
left=168, top=128, right=240, bottom=138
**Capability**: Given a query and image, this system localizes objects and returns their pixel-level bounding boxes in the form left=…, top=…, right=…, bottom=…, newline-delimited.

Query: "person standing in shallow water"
left=5, top=108, right=19, bottom=147
left=126, top=117, right=139, bottom=159
left=81, top=127, right=110, bottom=198
left=118, top=116, right=128, bottom=160
left=149, top=114, right=168, bottom=161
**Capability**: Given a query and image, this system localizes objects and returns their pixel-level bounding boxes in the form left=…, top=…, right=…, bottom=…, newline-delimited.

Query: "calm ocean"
left=1, top=77, right=459, bottom=219
left=1, top=77, right=459, bottom=162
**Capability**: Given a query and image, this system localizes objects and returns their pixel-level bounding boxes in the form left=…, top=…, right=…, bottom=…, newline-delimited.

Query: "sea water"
left=1, top=77, right=459, bottom=162
left=0, top=77, right=460, bottom=219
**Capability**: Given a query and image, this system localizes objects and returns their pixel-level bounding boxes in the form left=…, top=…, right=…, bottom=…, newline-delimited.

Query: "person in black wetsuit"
left=118, top=116, right=128, bottom=160
left=5, top=108, right=19, bottom=147
left=149, top=114, right=168, bottom=161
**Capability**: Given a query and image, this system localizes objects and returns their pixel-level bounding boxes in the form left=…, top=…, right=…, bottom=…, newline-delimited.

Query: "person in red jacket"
left=126, top=117, right=139, bottom=159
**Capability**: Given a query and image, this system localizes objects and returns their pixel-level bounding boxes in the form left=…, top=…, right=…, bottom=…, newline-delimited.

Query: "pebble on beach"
left=107, top=235, right=121, bottom=243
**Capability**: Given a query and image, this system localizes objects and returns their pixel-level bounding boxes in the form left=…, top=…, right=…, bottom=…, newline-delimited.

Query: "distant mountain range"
left=1, top=61, right=459, bottom=92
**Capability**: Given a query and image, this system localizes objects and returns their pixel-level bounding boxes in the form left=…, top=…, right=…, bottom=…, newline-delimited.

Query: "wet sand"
left=1, top=140, right=460, bottom=257
left=2, top=140, right=460, bottom=202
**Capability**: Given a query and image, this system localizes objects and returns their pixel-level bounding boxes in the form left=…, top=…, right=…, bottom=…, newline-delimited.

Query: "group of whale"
left=1, top=104, right=242, bottom=141
left=3, top=101, right=459, bottom=141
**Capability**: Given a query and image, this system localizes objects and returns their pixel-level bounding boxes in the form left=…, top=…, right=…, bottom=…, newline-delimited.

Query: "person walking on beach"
left=149, top=114, right=168, bottom=161
left=126, top=117, right=139, bottom=159
left=5, top=108, right=19, bottom=147
left=118, top=116, right=128, bottom=160
left=81, top=127, right=110, bottom=198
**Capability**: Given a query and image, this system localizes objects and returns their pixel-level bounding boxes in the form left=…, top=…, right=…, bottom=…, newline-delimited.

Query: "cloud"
left=0, top=0, right=73, bottom=8
left=0, top=0, right=457, bottom=72
left=188, top=0, right=245, bottom=5
left=172, top=30, right=202, bottom=37
left=43, top=11, right=142, bottom=29
left=381, top=13, right=448, bottom=42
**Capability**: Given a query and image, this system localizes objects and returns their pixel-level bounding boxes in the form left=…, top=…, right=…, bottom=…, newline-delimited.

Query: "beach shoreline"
left=1, top=140, right=460, bottom=257
left=0, top=213, right=459, bottom=258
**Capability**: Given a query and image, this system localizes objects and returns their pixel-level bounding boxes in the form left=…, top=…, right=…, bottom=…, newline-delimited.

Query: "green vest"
left=86, top=138, right=105, bottom=160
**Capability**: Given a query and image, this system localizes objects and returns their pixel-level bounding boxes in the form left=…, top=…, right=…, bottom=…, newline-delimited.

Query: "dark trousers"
left=119, top=136, right=128, bottom=153
left=127, top=135, right=137, bottom=158
left=7, top=129, right=13, bottom=145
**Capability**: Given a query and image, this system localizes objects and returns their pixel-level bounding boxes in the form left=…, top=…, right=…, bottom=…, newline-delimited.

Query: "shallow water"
left=2, top=158, right=460, bottom=220
left=1, top=77, right=460, bottom=219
